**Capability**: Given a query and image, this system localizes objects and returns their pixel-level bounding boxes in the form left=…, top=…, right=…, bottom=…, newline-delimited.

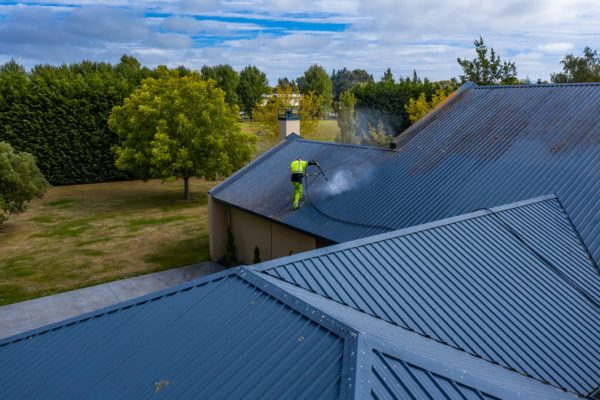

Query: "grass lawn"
left=0, top=121, right=338, bottom=306
left=0, top=179, right=216, bottom=306
left=243, top=119, right=340, bottom=156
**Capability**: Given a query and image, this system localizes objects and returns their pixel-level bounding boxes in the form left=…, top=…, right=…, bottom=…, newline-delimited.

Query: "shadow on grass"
left=43, top=199, right=76, bottom=208
left=145, top=236, right=210, bottom=270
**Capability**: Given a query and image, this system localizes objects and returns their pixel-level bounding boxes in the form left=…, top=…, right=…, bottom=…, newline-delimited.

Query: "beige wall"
left=208, top=195, right=316, bottom=264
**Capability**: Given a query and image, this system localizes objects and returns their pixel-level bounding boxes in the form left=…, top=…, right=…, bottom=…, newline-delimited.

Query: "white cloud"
left=1, top=0, right=599, bottom=83
left=161, top=16, right=203, bottom=34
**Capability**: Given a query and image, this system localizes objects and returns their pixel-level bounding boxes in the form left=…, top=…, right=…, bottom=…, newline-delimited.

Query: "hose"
left=303, top=168, right=396, bottom=232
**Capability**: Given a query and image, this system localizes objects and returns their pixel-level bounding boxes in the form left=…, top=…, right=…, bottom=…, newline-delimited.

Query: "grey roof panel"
left=211, top=83, right=600, bottom=262
left=0, top=270, right=347, bottom=399
left=260, top=273, right=578, bottom=400
left=257, top=196, right=600, bottom=396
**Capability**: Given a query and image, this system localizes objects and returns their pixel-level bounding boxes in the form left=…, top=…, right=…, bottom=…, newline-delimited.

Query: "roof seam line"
left=258, top=273, right=580, bottom=396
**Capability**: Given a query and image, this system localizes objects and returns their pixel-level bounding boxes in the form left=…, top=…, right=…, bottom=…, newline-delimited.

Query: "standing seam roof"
left=256, top=195, right=600, bottom=397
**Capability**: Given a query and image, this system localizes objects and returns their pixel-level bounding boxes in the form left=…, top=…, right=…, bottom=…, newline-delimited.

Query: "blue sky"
left=0, top=0, right=599, bottom=83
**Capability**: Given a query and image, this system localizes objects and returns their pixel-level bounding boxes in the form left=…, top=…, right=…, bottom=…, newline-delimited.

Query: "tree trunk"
left=183, top=176, right=190, bottom=200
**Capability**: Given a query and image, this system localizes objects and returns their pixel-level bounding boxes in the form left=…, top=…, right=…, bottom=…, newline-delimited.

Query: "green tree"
left=381, top=68, right=394, bottom=83
left=336, top=90, right=358, bottom=144
left=254, top=85, right=320, bottom=137
left=364, top=121, right=393, bottom=147
left=457, top=36, right=518, bottom=85
left=331, top=68, right=372, bottom=100
left=551, top=47, right=600, bottom=83
left=405, top=87, right=453, bottom=123
left=0, top=141, right=48, bottom=223
left=277, top=77, right=298, bottom=92
left=237, top=65, right=269, bottom=119
left=0, top=56, right=153, bottom=185
left=109, top=68, right=255, bottom=200
left=200, top=64, right=240, bottom=107
left=298, top=64, right=333, bottom=115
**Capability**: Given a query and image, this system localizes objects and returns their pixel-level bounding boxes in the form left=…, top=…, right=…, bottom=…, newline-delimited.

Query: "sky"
left=0, top=0, right=599, bottom=83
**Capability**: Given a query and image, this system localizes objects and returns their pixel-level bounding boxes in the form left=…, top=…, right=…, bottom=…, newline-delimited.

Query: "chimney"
left=278, top=107, right=300, bottom=140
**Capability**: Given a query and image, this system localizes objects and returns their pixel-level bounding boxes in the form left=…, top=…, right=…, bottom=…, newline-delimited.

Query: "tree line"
left=2, top=38, right=600, bottom=222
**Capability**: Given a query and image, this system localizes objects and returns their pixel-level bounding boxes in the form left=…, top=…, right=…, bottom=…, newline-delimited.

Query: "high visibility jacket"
left=290, top=159, right=309, bottom=174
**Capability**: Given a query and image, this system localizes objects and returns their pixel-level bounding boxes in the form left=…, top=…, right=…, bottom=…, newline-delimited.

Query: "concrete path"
left=0, top=261, right=225, bottom=340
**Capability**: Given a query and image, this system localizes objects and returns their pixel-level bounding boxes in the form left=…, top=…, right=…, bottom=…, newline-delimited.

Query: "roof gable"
left=257, top=196, right=600, bottom=397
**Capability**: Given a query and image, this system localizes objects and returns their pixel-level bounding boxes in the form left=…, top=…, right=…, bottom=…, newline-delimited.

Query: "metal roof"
left=0, top=269, right=350, bottom=399
left=255, top=195, right=600, bottom=397
left=210, top=83, right=600, bottom=262
left=262, top=274, right=574, bottom=400
left=0, top=211, right=582, bottom=399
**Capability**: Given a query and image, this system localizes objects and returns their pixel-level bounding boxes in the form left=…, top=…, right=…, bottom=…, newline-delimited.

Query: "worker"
left=290, top=158, right=319, bottom=210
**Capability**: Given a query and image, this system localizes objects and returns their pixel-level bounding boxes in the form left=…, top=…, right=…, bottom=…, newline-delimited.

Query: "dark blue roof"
left=256, top=195, right=600, bottom=397
left=0, top=270, right=349, bottom=399
left=0, top=198, right=583, bottom=399
left=211, top=83, right=600, bottom=262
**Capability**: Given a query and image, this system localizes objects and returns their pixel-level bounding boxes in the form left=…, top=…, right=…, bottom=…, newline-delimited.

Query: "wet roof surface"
left=211, top=83, right=600, bottom=263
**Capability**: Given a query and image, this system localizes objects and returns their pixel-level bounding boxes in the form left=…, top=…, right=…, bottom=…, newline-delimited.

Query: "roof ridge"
left=259, top=272, right=582, bottom=396
left=295, top=137, right=394, bottom=152
left=474, top=82, right=600, bottom=89
left=253, top=194, right=558, bottom=272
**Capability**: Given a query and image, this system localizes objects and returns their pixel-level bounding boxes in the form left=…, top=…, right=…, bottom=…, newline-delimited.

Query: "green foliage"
left=0, top=56, right=153, bottom=185
left=0, top=141, right=49, bottom=223
left=200, top=64, right=240, bottom=107
left=109, top=68, right=255, bottom=199
left=364, top=121, right=393, bottom=147
left=551, top=47, right=600, bottom=83
left=352, top=72, right=438, bottom=139
left=277, top=77, right=298, bottom=91
left=457, top=36, right=519, bottom=85
left=336, top=90, right=359, bottom=144
left=381, top=68, right=394, bottom=83
left=405, top=86, right=454, bottom=123
left=331, top=68, right=373, bottom=101
left=254, top=85, right=321, bottom=137
left=298, top=64, right=334, bottom=115
left=237, top=65, right=270, bottom=118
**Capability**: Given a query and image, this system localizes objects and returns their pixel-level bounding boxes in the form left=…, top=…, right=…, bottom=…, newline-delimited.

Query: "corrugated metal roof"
left=211, top=83, right=600, bottom=262
left=0, top=237, right=580, bottom=399
left=256, top=196, right=600, bottom=397
left=260, top=272, right=578, bottom=400
left=0, top=269, right=350, bottom=399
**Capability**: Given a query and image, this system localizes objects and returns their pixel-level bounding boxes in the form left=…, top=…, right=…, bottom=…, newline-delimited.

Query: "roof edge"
left=252, top=194, right=558, bottom=272
left=0, top=267, right=238, bottom=346
left=474, top=81, right=600, bottom=89
left=394, top=81, right=477, bottom=147
left=210, top=133, right=300, bottom=196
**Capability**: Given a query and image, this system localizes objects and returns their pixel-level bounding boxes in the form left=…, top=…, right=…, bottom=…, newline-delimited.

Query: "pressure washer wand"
left=316, top=164, right=329, bottom=181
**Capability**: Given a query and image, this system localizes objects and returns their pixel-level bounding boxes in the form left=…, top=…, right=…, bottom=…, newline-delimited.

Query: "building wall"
left=209, top=196, right=316, bottom=265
